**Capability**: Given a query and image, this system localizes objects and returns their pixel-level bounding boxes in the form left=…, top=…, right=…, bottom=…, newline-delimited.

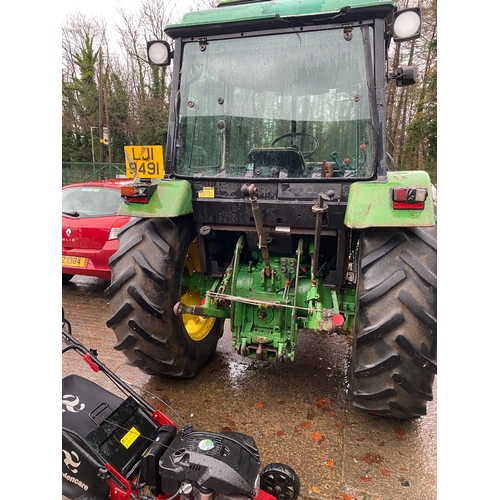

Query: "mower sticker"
left=62, top=394, right=85, bottom=413
left=62, top=448, right=89, bottom=492
left=120, top=426, right=141, bottom=449
left=198, top=439, right=215, bottom=451
left=62, top=449, right=81, bottom=473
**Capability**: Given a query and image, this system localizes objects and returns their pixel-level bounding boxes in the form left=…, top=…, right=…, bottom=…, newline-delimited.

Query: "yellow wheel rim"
left=181, top=238, right=216, bottom=341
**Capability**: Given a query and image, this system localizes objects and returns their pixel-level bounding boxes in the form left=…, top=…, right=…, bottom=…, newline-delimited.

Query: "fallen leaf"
left=316, top=397, right=330, bottom=409
left=341, top=494, right=352, bottom=500
left=335, top=422, right=342, bottom=427
left=224, top=415, right=237, bottom=430
left=311, top=432, right=324, bottom=443
left=276, top=430, right=285, bottom=437
left=358, top=452, right=383, bottom=465
left=256, top=401, right=264, bottom=409
left=327, top=459, right=335, bottom=468
left=301, top=422, right=311, bottom=429
left=360, top=475, right=372, bottom=482
left=312, top=486, right=320, bottom=493
left=395, top=428, right=405, bottom=437
left=380, top=468, right=390, bottom=477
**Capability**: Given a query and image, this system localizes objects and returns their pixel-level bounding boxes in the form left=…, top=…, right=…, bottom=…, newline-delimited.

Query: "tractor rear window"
left=174, top=26, right=375, bottom=180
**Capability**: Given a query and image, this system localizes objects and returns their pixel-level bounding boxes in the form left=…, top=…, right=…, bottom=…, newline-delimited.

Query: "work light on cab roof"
left=147, top=40, right=172, bottom=66
left=392, top=7, right=422, bottom=41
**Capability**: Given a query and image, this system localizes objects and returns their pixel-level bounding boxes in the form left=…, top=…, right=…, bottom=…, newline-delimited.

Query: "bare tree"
left=386, top=0, right=437, bottom=179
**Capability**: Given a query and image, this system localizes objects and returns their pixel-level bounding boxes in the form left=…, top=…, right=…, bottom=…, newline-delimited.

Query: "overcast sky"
left=62, top=0, right=139, bottom=19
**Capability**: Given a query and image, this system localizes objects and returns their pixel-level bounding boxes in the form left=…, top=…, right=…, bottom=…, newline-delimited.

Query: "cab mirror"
left=395, top=66, right=416, bottom=87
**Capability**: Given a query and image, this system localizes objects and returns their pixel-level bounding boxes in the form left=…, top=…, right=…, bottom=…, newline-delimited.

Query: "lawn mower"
left=62, top=310, right=300, bottom=500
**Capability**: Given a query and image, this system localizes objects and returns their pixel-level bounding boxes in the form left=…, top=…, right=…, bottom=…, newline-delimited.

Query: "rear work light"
left=121, top=183, right=158, bottom=204
left=392, top=187, right=428, bottom=210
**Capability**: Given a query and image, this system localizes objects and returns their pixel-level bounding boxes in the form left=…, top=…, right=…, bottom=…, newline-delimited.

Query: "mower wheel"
left=260, top=463, right=300, bottom=500
left=350, top=226, right=437, bottom=419
left=105, top=215, right=223, bottom=378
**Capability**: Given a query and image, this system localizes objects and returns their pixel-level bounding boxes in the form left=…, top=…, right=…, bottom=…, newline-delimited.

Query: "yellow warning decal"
left=198, top=187, right=215, bottom=198
left=120, top=427, right=141, bottom=449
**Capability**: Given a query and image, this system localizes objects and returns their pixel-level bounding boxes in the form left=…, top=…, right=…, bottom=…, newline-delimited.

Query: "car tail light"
left=108, top=219, right=130, bottom=241
left=108, top=227, right=121, bottom=240
left=121, top=183, right=157, bottom=204
left=392, top=187, right=428, bottom=210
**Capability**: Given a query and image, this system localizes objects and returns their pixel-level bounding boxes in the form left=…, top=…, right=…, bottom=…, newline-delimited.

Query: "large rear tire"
left=350, top=226, right=437, bottom=419
left=105, top=216, right=223, bottom=378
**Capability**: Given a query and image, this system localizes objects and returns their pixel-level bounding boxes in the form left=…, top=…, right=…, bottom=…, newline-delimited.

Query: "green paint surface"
left=345, top=171, right=436, bottom=228
left=118, top=180, right=193, bottom=218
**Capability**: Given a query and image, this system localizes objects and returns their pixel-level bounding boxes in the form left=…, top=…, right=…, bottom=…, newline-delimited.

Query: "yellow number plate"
left=62, top=256, right=87, bottom=268
left=124, top=145, right=164, bottom=178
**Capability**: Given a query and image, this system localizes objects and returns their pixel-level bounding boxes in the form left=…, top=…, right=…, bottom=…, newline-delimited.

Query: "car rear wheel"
left=105, top=215, right=223, bottom=378
left=350, top=226, right=437, bottom=419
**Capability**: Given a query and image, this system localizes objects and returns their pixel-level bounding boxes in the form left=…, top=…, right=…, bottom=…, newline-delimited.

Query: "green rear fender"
left=117, top=179, right=193, bottom=218
left=344, top=171, right=436, bottom=228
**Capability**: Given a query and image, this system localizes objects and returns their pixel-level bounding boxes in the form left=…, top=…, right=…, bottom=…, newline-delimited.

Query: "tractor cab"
left=147, top=0, right=420, bottom=182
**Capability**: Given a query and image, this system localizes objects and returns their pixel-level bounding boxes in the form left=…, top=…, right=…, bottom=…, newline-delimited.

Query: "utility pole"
left=99, top=46, right=104, bottom=165
left=90, top=127, right=98, bottom=171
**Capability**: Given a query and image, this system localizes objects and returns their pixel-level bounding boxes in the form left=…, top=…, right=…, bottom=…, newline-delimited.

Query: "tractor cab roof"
left=165, top=0, right=397, bottom=38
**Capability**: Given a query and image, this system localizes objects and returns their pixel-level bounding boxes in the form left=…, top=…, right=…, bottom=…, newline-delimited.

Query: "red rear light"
left=392, top=187, right=427, bottom=210
left=332, top=314, right=345, bottom=327
left=121, top=183, right=157, bottom=204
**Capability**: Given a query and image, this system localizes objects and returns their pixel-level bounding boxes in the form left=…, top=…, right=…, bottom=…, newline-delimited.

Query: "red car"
left=62, top=178, right=131, bottom=283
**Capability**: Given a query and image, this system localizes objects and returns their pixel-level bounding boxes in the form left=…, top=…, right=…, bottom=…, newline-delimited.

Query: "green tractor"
left=106, top=0, right=436, bottom=419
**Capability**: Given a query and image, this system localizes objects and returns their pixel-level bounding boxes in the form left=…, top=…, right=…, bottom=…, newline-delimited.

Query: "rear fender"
left=117, top=179, right=193, bottom=217
left=344, top=171, right=436, bottom=228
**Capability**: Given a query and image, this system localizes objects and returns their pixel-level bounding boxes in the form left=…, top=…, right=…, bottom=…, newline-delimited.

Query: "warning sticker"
left=120, top=427, right=141, bottom=449
left=198, top=187, right=215, bottom=198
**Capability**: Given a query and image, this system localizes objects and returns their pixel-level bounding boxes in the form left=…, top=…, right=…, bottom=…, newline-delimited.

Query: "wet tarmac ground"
left=62, top=275, right=437, bottom=500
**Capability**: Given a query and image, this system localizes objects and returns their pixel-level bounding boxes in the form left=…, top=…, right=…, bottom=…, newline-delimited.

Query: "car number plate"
left=62, top=255, right=87, bottom=268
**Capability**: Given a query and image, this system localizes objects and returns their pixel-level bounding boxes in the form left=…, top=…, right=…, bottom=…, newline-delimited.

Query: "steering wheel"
left=271, top=132, right=319, bottom=158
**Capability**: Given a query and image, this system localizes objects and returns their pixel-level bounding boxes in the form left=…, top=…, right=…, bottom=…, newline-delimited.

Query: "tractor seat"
left=247, top=147, right=305, bottom=177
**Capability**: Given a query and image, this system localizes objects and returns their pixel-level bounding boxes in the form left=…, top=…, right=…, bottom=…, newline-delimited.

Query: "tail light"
left=108, top=219, right=130, bottom=241
left=108, top=227, right=121, bottom=240
left=121, top=183, right=157, bottom=204
left=392, top=187, right=428, bottom=210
